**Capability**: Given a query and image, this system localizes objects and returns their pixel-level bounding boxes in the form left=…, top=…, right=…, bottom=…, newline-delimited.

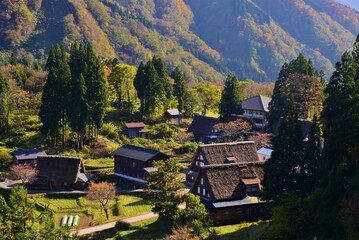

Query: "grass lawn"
left=114, top=217, right=172, bottom=240
left=110, top=220, right=268, bottom=240
left=84, top=157, right=114, bottom=171
left=214, top=221, right=269, bottom=240
left=32, top=193, right=152, bottom=228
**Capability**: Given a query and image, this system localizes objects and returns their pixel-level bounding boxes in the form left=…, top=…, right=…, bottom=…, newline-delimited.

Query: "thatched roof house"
left=189, top=141, right=259, bottom=170
left=187, top=141, right=269, bottom=225
left=190, top=161, right=268, bottom=225
left=30, top=155, right=89, bottom=190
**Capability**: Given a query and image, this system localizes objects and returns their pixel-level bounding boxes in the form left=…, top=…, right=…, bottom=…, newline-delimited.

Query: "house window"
left=199, top=155, right=204, bottom=160
left=132, top=162, right=136, bottom=167
left=200, top=178, right=204, bottom=185
left=197, top=187, right=201, bottom=194
left=207, top=193, right=210, bottom=198
left=191, top=176, right=194, bottom=181
left=203, top=189, right=206, bottom=195
left=263, top=156, right=266, bottom=161
left=236, top=208, right=243, bottom=213
left=224, top=210, right=229, bottom=215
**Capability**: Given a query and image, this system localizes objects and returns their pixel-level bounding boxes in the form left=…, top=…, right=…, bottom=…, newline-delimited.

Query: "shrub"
left=181, top=141, right=199, bottom=153
left=115, top=220, right=131, bottom=230
left=147, top=123, right=178, bottom=139
left=99, top=123, right=120, bottom=140
left=0, top=150, right=12, bottom=166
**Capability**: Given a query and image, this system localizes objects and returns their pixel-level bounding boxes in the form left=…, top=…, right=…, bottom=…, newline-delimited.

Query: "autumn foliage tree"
left=214, top=119, right=252, bottom=141
left=10, top=164, right=39, bottom=185
left=87, top=181, right=116, bottom=220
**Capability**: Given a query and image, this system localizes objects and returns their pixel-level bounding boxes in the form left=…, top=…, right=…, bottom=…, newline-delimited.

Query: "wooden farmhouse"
left=12, top=149, right=47, bottom=166
left=188, top=115, right=225, bottom=143
left=165, top=109, right=183, bottom=125
left=113, top=144, right=169, bottom=184
left=30, top=155, right=90, bottom=190
left=241, top=95, right=271, bottom=132
left=123, top=122, right=146, bottom=139
left=187, top=141, right=269, bottom=225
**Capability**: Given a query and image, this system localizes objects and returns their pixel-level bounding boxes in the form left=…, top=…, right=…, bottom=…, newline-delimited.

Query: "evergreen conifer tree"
left=302, top=114, right=322, bottom=193
left=263, top=97, right=305, bottom=202
left=219, top=74, right=243, bottom=121
left=134, top=61, right=147, bottom=115
left=39, top=45, right=71, bottom=147
left=171, top=67, right=186, bottom=122
left=83, top=46, right=107, bottom=140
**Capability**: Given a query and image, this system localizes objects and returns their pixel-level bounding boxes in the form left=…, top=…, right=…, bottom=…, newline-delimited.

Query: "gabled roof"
left=13, top=149, right=47, bottom=161
left=241, top=95, right=271, bottom=112
left=112, top=144, right=169, bottom=162
left=166, top=109, right=182, bottom=116
left=196, top=141, right=259, bottom=165
left=191, top=162, right=264, bottom=202
left=188, top=115, right=219, bottom=135
left=124, top=122, right=146, bottom=129
left=36, top=155, right=85, bottom=183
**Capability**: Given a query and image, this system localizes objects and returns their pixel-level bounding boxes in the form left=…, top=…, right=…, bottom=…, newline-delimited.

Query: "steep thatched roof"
left=199, top=141, right=259, bottom=165
left=188, top=115, right=219, bottom=135
left=191, top=162, right=264, bottom=202
left=36, top=155, right=85, bottom=183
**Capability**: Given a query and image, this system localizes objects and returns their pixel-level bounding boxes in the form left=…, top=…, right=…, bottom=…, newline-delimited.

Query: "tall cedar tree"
left=134, top=61, right=147, bottom=114
left=263, top=97, right=305, bottom=202
left=171, top=67, right=186, bottom=121
left=317, top=49, right=358, bottom=238
left=302, top=114, right=321, bottom=193
left=219, top=74, right=243, bottom=121
left=145, top=60, right=166, bottom=119
left=68, top=74, right=88, bottom=149
left=39, top=45, right=71, bottom=147
left=152, top=56, right=172, bottom=100
left=145, top=159, right=183, bottom=219
left=0, top=70, right=12, bottom=129
left=268, top=54, right=322, bottom=132
left=134, top=58, right=171, bottom=120
left=83, top=46, right=107, bottom=140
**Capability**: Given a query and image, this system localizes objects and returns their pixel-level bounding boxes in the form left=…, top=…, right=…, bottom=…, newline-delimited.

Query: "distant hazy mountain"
left=0, top=0, right=359, bottom=82
left=335, top=0, right=359, bottom=11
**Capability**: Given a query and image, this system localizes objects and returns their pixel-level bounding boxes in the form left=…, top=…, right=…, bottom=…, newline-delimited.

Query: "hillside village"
left=1, top=1, right=359, bottom=240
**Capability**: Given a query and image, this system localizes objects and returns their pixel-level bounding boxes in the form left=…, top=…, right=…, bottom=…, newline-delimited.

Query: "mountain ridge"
left=0, top=0, right=358, bottom=83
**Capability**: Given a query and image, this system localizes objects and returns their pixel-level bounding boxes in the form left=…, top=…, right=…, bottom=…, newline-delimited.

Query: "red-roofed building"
left=124, top=122, right=146, bottom=139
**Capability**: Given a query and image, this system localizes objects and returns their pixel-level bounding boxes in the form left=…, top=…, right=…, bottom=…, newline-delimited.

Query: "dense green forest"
left=0, top=0, right=359, bottom=83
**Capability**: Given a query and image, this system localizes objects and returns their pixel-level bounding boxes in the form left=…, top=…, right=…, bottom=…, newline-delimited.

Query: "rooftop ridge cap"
left=200, top=141, right=255, bottom=147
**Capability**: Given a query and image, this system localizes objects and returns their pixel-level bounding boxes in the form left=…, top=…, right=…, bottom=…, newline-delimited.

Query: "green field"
left=32, top=193, right=152, bottom=228
left=111, top=218, right=269, bottom=240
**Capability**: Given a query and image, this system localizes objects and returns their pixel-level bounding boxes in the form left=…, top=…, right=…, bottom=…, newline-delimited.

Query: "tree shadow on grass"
left=123, top=199, right=148, bottom=207
left=217, top=221, right=269, bottom=240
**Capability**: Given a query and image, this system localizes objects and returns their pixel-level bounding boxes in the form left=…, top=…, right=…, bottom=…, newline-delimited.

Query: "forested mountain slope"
left=0, top=0, right=358, bottom=83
